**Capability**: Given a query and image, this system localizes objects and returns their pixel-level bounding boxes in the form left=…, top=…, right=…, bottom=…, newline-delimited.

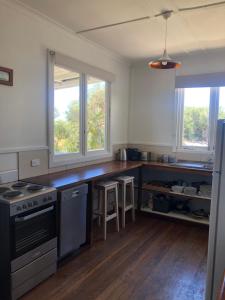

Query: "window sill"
left=49, top=151, right=112, bottom=168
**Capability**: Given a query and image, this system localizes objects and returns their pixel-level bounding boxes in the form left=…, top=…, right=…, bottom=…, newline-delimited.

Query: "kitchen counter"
left=25, top=161, right=142, bottom=189
left=25, top=160, right=212, bottom=189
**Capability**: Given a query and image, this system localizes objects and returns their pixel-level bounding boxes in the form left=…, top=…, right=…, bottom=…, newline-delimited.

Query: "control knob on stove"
left=22, top=204, right=27, bottom=210
left=33, top=200, right=38, bottom=206
left=16, top=206, right=22, bottom=211
left=28, top=202, right=33, bottom=208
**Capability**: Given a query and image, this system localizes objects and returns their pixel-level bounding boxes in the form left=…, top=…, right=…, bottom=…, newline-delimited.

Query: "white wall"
left=129, top=64, right=175, bottom=146
left=129, top=49, right=225, bottom=150
left=0, top=0, right=130, bottom=153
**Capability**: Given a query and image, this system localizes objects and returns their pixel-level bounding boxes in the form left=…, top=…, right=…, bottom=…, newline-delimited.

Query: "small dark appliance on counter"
left=127, top=148, right=141, bottom=161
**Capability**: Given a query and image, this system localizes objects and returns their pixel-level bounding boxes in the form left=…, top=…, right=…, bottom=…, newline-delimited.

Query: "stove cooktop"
left=0, top=181, right=56, bottom=204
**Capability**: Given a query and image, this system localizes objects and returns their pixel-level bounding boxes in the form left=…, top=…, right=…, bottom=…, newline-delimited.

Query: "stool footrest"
left=106, top=212, right=117, bottom=221
left=93, top=211, right=102, bottom=216
left=125, top=204, right=134, bottom=211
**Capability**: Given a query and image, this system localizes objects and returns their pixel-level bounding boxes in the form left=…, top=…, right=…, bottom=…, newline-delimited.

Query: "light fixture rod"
left=179, top=1, right=225, bottom=12
left=76, top=16, right=150, bottom=34
left=164, top=17, right=168, bottom=51
left=76, top=1, right=225, bottom=34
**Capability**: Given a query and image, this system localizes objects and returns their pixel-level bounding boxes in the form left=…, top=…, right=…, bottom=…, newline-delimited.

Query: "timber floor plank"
left=21, top=214, right=208, bottom=300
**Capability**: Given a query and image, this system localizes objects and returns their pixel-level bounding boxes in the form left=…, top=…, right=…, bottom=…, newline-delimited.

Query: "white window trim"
left=174, top=87, right=220, bottom=154
left=48, top=51, right=112, bottom=168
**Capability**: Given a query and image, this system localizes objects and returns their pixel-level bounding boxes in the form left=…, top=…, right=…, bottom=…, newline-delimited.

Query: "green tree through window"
left=54, top=82, right=106, bottom=153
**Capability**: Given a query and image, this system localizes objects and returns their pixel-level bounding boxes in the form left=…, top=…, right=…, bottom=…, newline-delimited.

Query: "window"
left=175, top=86, right=225, bottom=152
left=48, top=52, right=111, bottom=167
left=54, top=66, right=81, bottom=154
left=87, top=76, right=106, bottom=152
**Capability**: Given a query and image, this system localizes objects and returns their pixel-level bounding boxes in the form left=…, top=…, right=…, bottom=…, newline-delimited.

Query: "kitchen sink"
left=170, top=161, right=213, bottom=170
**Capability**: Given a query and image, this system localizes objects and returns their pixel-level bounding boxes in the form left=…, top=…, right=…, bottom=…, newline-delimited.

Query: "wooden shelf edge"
left=141, top=207, right=209, bottom=225
left=142, top=184, right=211, bottom=201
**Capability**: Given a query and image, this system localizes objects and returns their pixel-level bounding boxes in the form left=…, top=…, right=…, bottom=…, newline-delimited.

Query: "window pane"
left=87, top=77, right=106, bottom=151
left=54, top=65, right=80, bottom=154
left=182, top=88, right=210, bottom=148
left=219, top=87, right=225, bottom=119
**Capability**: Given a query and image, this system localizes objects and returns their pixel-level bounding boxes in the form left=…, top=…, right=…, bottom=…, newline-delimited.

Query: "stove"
left=0, top=181, right=56, bottom=216
left=0, top=181, right=57, bottom=300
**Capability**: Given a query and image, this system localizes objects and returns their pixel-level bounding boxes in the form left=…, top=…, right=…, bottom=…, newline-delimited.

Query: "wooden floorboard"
left=21, top=214, right=209, bottom=300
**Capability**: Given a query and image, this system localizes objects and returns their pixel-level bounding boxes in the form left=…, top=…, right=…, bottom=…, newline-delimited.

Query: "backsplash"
left=0, top=153, right=18, bottom=172
left=0, top=153, right=18, bottom=183
left=127, top=143, right=214, bottom=163
left=0, top=143, right=213, bottom=181
left=17, top=149, right=116, bottom=179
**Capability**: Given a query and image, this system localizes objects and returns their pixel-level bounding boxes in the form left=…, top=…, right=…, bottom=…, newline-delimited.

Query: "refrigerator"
left=206, top=119, right=225, bottom=300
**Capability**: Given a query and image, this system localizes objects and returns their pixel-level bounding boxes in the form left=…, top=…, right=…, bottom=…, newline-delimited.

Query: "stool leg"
left=122, top=183, right=126, bottom=228
left=97, top=189, right=102, bottom=227
left=131, top=181, right=135, bottom=222
left=103, top=189, right=107, bottom=240
left=115, top=186, right=120, bottom=232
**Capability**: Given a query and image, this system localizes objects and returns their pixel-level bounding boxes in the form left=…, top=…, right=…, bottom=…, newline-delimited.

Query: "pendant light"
left=149, top=11, right=181, bottom=69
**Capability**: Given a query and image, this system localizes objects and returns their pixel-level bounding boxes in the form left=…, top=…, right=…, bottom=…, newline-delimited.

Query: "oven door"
left=11, top=203, right=57, bottom=259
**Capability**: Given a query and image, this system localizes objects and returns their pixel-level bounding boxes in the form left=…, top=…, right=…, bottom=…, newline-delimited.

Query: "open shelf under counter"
left=141, top=207, right=209, bottom=225
left=142, top=184, right=211, bottom=201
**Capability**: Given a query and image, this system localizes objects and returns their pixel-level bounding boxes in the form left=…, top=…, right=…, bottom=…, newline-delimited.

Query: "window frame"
left=48, top=51, right=111, bottom=168
left=174, top=87, right=220, bottom=153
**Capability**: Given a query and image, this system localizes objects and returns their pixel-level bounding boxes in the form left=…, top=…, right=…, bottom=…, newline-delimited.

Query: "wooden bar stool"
left=116, top=176, right=135, bottom=228
left=94, top=181, right=119, bottom=240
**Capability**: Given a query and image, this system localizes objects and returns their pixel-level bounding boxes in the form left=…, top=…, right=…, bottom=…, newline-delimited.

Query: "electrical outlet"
left=31, top=159, right=41, bottom=167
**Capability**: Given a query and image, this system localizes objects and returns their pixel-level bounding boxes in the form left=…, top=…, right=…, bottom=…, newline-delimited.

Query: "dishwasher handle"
left=72, top=190, right=80, bottom=198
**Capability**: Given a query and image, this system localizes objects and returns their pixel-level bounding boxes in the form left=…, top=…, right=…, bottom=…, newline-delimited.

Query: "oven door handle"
left=15, top=206, right=54, bottom=222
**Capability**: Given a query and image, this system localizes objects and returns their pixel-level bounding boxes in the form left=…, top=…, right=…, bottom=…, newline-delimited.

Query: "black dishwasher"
left=59, top=184, right=88, bottom=259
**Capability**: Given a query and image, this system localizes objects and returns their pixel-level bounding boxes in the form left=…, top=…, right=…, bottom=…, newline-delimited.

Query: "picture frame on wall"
left=0, top=66, right=13, bottom=86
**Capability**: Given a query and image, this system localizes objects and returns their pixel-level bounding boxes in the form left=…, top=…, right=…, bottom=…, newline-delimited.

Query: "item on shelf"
left=171, top=185, right=184, bottom=193
left=162, top=154, right=169, bottom=163
left=183, top=186, right=197, bottom=196
left=199, top=184, right=212, bottom=197
left=148, top=180, right=166, bottom=187
left=150, top=152, right=158, bottom=162
left=148, top=195, right=153, bottom=210
left=153, top=193, right=171, bottom=213
left=140, top=151, right=149, bottom=161
left=173, top=200, right=190, bottom=214
left=192, top=209, right=208, bottom=219
left=168, top=155, right=177, bottom=163
left=127, top=148, right=141, bottom=161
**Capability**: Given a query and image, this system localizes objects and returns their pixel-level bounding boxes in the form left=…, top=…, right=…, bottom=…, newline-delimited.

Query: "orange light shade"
left=148, top=49, right=181, bottom=69
left=149, top=60, right=181, bottom=69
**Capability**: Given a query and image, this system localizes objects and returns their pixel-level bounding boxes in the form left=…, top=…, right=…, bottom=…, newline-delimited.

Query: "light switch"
left=31, top=159, right=41, bottom=167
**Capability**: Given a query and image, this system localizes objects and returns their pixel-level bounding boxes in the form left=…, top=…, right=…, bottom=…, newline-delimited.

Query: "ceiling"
left=18, top=0, right=225, bottom=61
